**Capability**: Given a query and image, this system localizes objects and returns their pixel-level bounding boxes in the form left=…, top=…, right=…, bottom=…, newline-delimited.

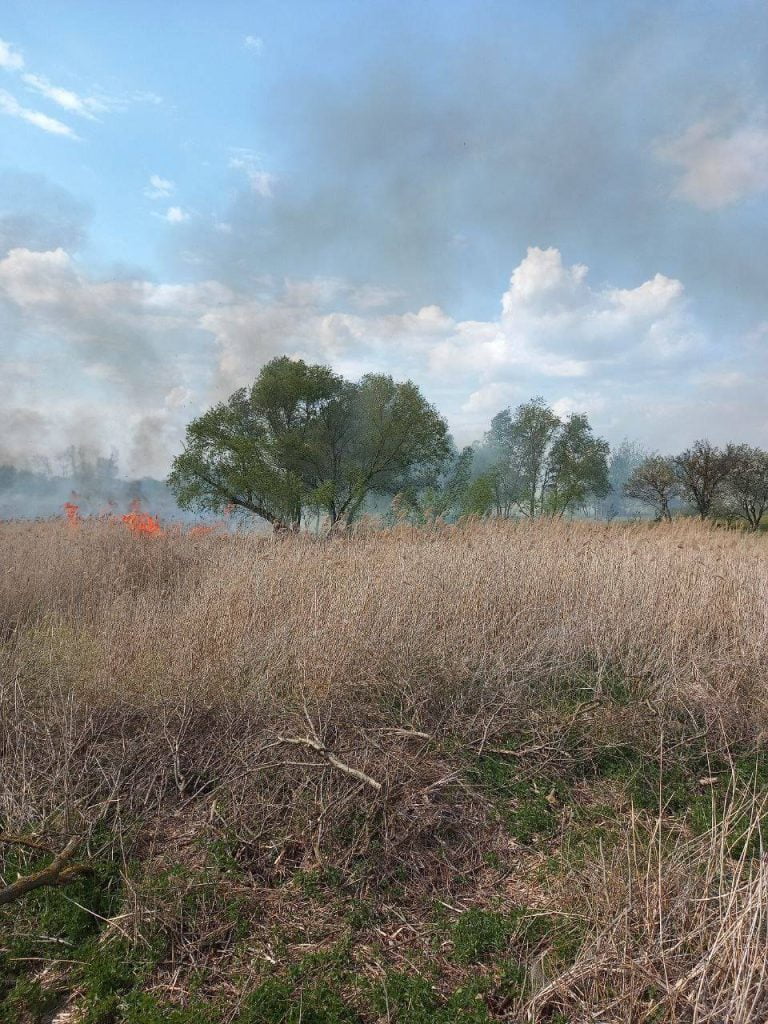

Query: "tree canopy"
left=473, top=398, right=610, bottom=518
left=624, top=455, right=678, bottom=522
left=168, top=356, right=768, bottom=532
left=672, top=440, right=735, bottom=520
left=168, top=357, right=451, bottom=530
left=717, top=445, right=768, bottom=530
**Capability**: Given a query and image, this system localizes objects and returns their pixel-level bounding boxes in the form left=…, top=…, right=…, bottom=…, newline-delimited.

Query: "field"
left=2, top=517, right=768, bottom=1023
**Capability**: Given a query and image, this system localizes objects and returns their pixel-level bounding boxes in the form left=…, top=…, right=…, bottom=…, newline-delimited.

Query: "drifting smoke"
left=2, top=3, right=767, bottom=484
left=0, top=444, right=197, bottom=522
left=174, top=3, right=768, bottom=325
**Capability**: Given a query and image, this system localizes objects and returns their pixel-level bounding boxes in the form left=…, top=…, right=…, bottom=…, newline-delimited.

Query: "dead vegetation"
left=1, top=517, right=768, bottom=1022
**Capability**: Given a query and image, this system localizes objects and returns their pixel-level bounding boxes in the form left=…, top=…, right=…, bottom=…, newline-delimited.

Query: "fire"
left=121, top=499, right=162, bottom=537
left=63, top=501, right=81, bottom=527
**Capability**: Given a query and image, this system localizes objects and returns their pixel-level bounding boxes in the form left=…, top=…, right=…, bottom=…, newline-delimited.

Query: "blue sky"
left=1, top=1, right=767, bottom=476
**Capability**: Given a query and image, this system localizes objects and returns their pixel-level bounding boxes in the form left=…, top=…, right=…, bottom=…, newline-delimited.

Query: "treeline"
left=0, top=447, right=184, bottom=522
left=168, top=356, right=767, bottom=532
left=3, top=360, right=762, bottom=532
left=624, top=443, right=768, bottom=529
left=169, top=357, right=614, bottom=531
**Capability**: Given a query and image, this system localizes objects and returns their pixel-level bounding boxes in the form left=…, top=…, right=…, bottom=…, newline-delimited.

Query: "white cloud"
left=0, top=242, right=747, bottom=472
left=248, top=170, right=275, bottom=198
left=494, top=247, right=691, bottom=362
left=0, top=34, right=154, bottom=133
left=658, top=118, right=768, bottom=209
left=163, top=206, right=189, bottom=224
left=196, top=247, right=699, bottom=415
left=244, top=35, right=264, bottom=54
left=229, top=150, right=275, bottom=196
left=144, top=174, right=175, bottom=199
left=0, top=37, right=24, bottom=71
left=0, top=88, right=77, bottom=137
left=21, top=72, right=105, bottom=119
left=462, top=382, right=514, bottom=416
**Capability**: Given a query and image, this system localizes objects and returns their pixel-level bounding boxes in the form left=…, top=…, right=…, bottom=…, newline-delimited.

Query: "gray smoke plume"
left=174, top=1, right=768, bottom=328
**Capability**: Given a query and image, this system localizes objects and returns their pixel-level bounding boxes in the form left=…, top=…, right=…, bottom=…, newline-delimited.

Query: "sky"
left=1, top=0, right=767, bottom=478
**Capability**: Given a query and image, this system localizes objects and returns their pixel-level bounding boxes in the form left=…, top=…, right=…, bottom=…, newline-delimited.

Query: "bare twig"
left=0, top=833, right=58, bottom=855
left=277, top=735, right=383, bottom=792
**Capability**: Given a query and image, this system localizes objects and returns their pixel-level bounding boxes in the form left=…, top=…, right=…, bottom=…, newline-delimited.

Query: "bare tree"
left=672, top=440, right=735, bottom=519
left=624, top=456, right=678, bottom=521
left=718, top=445, right=768, bottom=530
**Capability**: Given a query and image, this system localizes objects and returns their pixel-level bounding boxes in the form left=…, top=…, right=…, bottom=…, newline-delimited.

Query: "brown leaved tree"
left=624, top=455, right=678, bottom=522
left=672, top=440, right=735, bottom=520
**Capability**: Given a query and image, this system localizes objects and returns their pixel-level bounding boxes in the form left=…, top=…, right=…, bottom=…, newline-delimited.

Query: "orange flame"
left=63, top=501, right=81, bottom=527
left=121, top=498, right=162, bottom=537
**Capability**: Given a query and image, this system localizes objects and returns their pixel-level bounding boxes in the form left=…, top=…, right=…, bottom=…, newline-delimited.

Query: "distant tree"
left=169, top=357, right=450, bottom=531
left=467, top=442, right=517, bottom=517
left=543, top=413, right=611, bottom=517
left=599, top=439, right=648, bottom=520
left=624, top=456, right=678, bottom=521
left=459, top=472, right=497, bottom=518
left=672, top=440, right=735, bottom=520
left=59, top=445, right=120, bottom=506
left=390, top=445, right=474, bottom=523
left=717, top=445, right=768, bottom=530
left=487, top=398, right=561, bottom=518
left=478, top=398, right=609, bottom=518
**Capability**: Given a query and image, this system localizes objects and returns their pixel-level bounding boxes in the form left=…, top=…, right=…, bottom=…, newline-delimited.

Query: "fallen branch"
left=277, top=736, right=383, bottom=792
left=0, top=836, right=92, bottom=906
left=0, top=833, right=58, bottom=854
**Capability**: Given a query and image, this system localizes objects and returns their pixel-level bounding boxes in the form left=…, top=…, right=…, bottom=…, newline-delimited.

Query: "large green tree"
left=168, top=357, right=450, bottom=531
left=543, top=413, right=611, bottom=517
left=389, top=445, right=474, bottom=524
left=478, top=398, right=610, bottom=518
left=486, top=398, right=560, bottom=518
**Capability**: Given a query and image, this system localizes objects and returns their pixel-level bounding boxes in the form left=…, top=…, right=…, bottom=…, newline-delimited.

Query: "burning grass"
left=1, top=518, right=768, bottom=1021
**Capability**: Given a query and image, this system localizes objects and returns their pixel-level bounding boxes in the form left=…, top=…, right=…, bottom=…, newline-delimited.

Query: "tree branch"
left=277, top=736, right=382, bottom=792
left=0, top=836, right=92, bottom=906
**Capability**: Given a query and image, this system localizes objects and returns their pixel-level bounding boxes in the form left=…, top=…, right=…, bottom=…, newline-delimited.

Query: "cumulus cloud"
left=426, top=247, right=693, bottom=387
left=0, top=241, right=757, bottom=472
left=244, top=35, right=264, bottom=54
left=0, top=37, right=24, bottom=70
left=144, top=175, right=175, bottom=199
left=0, top=88, right=77, bottom=137
left=228, top=150, right=275, bottom=197
left=196, top=247, right=704, bottom=451
left=658, top=118, right=768, bottom=209
left=163, top=206, right=189, bottom=223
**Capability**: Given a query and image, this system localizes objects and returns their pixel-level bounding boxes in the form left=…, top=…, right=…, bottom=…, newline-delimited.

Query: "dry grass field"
left=2, top=517, right=768, bottom=1022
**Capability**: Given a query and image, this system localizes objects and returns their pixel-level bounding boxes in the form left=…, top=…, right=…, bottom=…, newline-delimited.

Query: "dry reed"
left=1, top=516, right=767, bottom=1021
